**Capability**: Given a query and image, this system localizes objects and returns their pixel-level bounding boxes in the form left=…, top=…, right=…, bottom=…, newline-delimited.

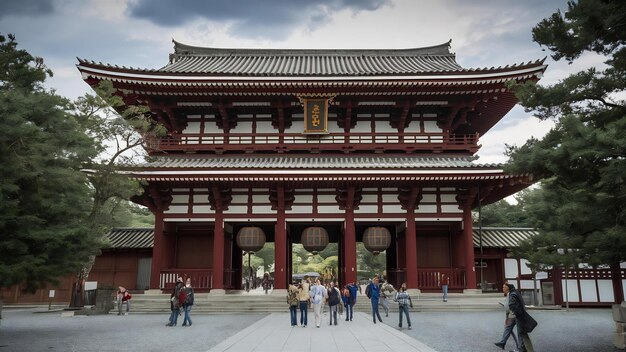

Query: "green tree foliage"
left=0, top=34, right=100, bottom=292
left=506, top=0, right=626, bottom=267
left=476, top=189, right=535, bottom=227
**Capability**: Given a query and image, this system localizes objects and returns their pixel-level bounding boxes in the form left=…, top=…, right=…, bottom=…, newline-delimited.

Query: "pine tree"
left=506, top=1, right=626, bottom=270
left=0, top=34, right=100, bottom=292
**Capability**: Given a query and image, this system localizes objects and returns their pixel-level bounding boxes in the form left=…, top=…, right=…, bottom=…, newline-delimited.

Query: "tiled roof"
left=136, top=155, right=498, bottom=169
left=159, top=40, right=463, bottom=76
left=104, top=228, right=154, bottom=249
left=104, top=227, right=535, bottom=249
left=473, top=227, right=537, bottom=248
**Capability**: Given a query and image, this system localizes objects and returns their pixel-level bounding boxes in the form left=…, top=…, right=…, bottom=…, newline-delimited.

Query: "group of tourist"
left=287, top=275, right=360, bottom=328
left=287, top=274, right=414, bottom=331
left=166, top=277, right=195, bottom=327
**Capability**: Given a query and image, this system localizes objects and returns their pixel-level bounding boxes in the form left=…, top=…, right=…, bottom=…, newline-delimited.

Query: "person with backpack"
left=166, top=277, right=184, bottom=327
left=327, top=281, right=341, bottom=326
left=181, top=277, right=194, bottom=327
left=367, top=276, right=383, bottom=324
left=346, top=281, right=358, bottom=321
left=395, top=282, right=413, bottom=330
left=287, top=282, right=299, bottom=327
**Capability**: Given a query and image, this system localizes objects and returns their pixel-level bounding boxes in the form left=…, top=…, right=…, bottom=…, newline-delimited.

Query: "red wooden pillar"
left=405, top=210, right=418, bottom=289
left=150, top=211, right=165, bottom=289
left=463, top=204, right=477, bottom=290
left=344, top=208, right=357, bottom=285
left=212, top=212, right=225, bottom=290
left=274, top=213, right=287, bottom=289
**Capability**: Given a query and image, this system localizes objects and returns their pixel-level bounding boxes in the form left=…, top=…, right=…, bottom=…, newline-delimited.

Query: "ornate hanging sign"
left=302, top=98, right=329, bottom=134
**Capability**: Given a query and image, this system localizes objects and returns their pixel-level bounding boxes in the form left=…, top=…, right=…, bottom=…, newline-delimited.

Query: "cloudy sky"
left=0, top=0, right=605, bottom=163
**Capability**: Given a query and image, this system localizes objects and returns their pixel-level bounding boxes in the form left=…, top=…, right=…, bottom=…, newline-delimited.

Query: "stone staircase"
left=124, top=290, right=504, bottom=314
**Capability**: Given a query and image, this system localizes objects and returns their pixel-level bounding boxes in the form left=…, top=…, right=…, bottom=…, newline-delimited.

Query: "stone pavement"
left=207, top=312, right=437, bottom=352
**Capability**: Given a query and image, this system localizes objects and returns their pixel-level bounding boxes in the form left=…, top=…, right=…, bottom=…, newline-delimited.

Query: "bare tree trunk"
left=69, top=255, right=96, bottom=308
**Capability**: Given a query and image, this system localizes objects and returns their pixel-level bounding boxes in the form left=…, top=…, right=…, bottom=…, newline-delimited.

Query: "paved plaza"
left=0, top=307, right=618, bottom=351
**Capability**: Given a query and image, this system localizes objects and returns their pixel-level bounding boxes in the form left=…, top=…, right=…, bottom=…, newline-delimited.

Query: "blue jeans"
left=289, top=305, right=297, bottom=326
left=498, top=318, right=518, bottom=349
left=371, top=298, right=382, bottom=322
left=168, top=308, right=179, bottom=326
left=299, top=301, right=308, bottom=326
left=442, top=285, right=448, bottom=301
left=182, top=305, right=192, bottom=326
left=344, top=304, right=353, bottom=320
left=399, top=304, right=411, bottom=327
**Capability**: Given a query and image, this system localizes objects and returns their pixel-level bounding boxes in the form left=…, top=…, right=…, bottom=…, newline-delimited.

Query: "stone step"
left=119, top=292, right=503, bottom=314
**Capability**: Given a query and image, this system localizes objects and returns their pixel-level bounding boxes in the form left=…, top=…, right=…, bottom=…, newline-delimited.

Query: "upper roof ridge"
left=171, top=39, right=454, bottom=57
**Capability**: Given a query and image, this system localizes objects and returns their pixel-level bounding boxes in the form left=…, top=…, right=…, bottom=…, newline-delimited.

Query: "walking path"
left=207, top=312, right=437, bottom=352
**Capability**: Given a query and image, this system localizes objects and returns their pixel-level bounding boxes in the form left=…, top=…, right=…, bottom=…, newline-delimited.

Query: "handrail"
left=147, top=132, right=479, bottom=152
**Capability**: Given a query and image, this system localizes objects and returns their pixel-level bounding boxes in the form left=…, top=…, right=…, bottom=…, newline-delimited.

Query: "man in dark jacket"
left=166, top=277, right=184, bottom=327
left=508, top=284, right=536, bottom=352
left=346, top=282, right=358, bottom=321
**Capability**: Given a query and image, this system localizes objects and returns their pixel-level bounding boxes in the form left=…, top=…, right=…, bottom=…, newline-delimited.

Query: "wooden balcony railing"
left=417, top=268, right=466, bottom=290
left=146, top=132, right=479, bottom=153
left=159, top=269, right=213, bottom=291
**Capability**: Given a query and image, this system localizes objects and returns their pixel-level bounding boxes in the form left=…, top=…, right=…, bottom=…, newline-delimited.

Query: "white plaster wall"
left=416, top=205, right=437, bottom=213
left=519, top=280, right=534, bottom=289
left=520, top=259, right=532, bottom=275
left=224, top=205, right=248, bottom=214
left=562, top=280, right=580, bottom=302
left=192, top=195, right=209, bottom=203
left=256, top=121, right=274, bottom=133
left=252, top=194, right=269, bottom=203
left=193, top=206, right=214, bottom=214
left=421, top=194, right=437, bottom=202
left=382, top=194, right=399, bottom=203
left=318, top=205, right=341, bottom=213
left=231, top=194, right=248, bottom=204
left=423, top=121, right=442, bottom=133
left=361, top=194, right=378, bottom=203
left=597, top=280, right=615, bottom=302
left=183, top=121, right=201, bottom=134
left=316, top=195, right=335, bottom=203
left=252, top=205, right=276, bottom=214
left=441, top=205, right=462, bottom=213
left=171, top=194, right=189, bottom=204
left=382, top=204, right=403, bottom=213
left=286, top=205, right=313, bottom=214
left=579, top=280, right=598, bottom=302
left=164, top=205, right=188, bottom=214
left=375, top=121, right=396, bottom=133
left=504, top=258, right=518, bottom=279
left=440, top=194, right=457, bottom=203
left=354, top=205, right=378, bottom=214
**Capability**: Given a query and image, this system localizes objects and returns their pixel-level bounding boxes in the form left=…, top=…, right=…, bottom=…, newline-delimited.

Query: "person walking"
left=379, top=279, right=395, bottom=317
left=327, top=281, right=341, bottom=326
left=367, top=276, right=383, bottom=324
left=395, top=283, right=413, bottom=330
left=309, top=278, right=328, bottom=328
left=346, top=281, right=358, bottom=321
left=508, top=283, right=537, bottom=352
left=494, top=283, right=519, bottom=350
left=116, top=286, right=131, bottom=316
left=166, top=277, right=184, bottom=327
left=181, top=277, right=194, bottom=327
left=298, top=276, right=310, bottom=327
left=262, top=272, right=271, bottom=294
left=441, top=272, right=450, bottom=302
left=287, top=282, right=299, bottom=327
